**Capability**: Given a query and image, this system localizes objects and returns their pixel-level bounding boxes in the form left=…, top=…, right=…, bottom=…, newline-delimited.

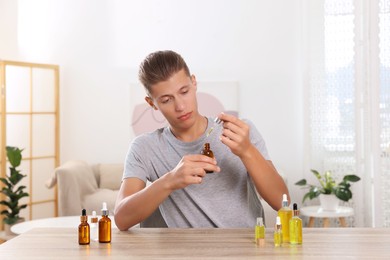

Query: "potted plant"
left=295, top=169, right=360, bottom=210
left=0, top=146, right=29, bottom=234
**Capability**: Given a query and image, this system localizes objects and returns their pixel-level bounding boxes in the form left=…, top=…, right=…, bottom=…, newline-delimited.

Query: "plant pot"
left=319, top=194, right=339, bottom=211
left=3, top=218, right=25, bottom=236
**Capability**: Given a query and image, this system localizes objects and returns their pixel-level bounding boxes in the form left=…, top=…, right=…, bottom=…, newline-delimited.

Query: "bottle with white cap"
left=277, top=194, right=292, bottom=243
left=98, top=202, right=111, bottom=243
left=274, top=216, right=283, bottom=247
left=90, top=210, right=98, bottom=241
left=255, top=217, right=265, bottom=246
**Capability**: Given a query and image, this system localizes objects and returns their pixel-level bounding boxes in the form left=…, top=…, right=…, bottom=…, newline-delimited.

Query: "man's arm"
left=240, top=146, right=288, bottom=210
left=217, top=113, right=289, bottom=210
left=114, top=176, right=172, bottom=230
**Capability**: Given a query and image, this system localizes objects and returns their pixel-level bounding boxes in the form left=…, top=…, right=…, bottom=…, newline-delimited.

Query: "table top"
left=11, top=215, right=118, bottom=235
left=1, top=227, right=389, bottom=259
left=300, top=206, right=354, bottom=218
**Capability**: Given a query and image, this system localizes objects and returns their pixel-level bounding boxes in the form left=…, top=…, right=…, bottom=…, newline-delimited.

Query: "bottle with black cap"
left=289, top=203, right=303, bottom=244
left=78, top=208, right=90, bottom=245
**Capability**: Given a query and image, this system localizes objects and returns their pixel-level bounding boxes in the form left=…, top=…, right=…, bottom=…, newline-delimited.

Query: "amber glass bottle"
left=78, top=209, right=90, bottom=245
left=99, top=202, right=111, bottom=243
left=201, top=143, right=214, bottom=173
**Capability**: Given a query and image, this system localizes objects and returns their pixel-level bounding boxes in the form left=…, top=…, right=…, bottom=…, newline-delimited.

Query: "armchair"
left=46, top=160, right=122, bottom=216
left=46, top=160, right=166, bottom=227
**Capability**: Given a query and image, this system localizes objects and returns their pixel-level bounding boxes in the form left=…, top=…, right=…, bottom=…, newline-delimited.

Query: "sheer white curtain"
left=378, top=0, right=390, bottom=228
left=304, top=0, right=390, bottom=227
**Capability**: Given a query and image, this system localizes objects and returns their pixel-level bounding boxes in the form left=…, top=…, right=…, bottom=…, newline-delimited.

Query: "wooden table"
left=300, top=206, right=354, bottom=227
left=0, top=227, right=389, bottom=259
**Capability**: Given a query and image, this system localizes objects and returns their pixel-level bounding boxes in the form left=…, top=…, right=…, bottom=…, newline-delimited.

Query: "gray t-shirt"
left=123, top=117, right=270, bottom=228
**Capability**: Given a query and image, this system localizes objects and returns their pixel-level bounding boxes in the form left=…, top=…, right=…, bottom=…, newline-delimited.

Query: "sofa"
left=47, top=160, right=279, bottom=228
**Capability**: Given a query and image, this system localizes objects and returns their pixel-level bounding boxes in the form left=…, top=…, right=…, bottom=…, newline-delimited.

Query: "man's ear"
left=145, top=96, right=158, bottom=110
left=191, top=74, right=197, bottom=90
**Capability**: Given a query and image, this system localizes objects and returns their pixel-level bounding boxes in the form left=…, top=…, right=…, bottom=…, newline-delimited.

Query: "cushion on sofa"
left=99, top=163, right=124, bottom=190
left=63, top=160, right=98, bottom=194
left=82, top=188, right=118, bottom=215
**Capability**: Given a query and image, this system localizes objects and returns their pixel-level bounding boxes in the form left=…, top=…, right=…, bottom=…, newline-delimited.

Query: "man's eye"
left=161, top=97, right=171, bottom=103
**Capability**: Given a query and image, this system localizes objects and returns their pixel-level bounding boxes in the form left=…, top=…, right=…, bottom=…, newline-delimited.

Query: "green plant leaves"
left=295, top=179, right=307, bottom=186
left=1, top=146, right=29, bottom=225
left=6, top=146, right=23, bottom=168
left=343, top=175, right=361, bottom=182
left=295, top=169, right=361, bottom=203
left=335, top=186, right=353, bottom=202
left=8, top=168, right=26, bottom=186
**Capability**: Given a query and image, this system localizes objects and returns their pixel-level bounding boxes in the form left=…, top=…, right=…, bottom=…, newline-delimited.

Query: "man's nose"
left=175, top=97, right=185, bottom=111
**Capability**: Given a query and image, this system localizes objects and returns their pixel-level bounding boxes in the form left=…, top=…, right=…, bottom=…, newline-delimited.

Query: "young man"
left=114, top=50, right=289, bottom=230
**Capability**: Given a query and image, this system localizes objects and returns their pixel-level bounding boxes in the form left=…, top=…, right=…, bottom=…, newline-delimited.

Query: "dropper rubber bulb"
left=282, top=194, right=288, bottom=207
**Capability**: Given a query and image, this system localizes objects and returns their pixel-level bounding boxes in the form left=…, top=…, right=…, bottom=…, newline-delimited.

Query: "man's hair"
left=138, top=50, right=191, bottom=94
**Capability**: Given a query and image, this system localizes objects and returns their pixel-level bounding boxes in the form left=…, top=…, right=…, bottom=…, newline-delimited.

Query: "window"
left=305, top=0, right=390, bottom=227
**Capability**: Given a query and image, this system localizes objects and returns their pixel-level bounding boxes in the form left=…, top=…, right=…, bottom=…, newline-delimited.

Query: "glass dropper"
left=206, top=117, right=223, bottom=137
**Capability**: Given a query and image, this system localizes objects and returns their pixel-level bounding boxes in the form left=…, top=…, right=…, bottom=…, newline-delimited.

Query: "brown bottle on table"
left=201, top=143, right=214, bottom=173
left=99, top=202, right=111, bottom=243
left=78, top=208, right=90, bottom=245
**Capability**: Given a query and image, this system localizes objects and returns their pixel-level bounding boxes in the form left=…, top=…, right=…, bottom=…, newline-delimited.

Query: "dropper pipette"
left=206, top=117, right=223, bottom=137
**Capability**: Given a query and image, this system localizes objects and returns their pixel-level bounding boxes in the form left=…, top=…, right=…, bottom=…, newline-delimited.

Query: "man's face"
left=146, top=69, right=199, bottom=131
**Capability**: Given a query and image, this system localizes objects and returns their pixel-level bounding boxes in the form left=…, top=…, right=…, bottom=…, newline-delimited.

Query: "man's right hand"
left=163, top=154, right=220, bottom=190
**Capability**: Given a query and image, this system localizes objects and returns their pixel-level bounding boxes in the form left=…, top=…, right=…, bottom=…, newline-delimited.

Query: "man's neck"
left=170, top=116, right=208, bottom=142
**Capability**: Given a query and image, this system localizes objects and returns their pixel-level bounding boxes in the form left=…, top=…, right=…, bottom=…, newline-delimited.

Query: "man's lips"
left=178, top=112, right=192, bottom=121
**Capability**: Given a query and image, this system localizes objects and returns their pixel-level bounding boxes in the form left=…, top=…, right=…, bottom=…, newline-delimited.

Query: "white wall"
left=0, top=0, right=304, bottom=200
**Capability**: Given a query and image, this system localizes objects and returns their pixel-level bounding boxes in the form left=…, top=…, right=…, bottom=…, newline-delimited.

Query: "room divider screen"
left=0, top=60, right=60, bottom=230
